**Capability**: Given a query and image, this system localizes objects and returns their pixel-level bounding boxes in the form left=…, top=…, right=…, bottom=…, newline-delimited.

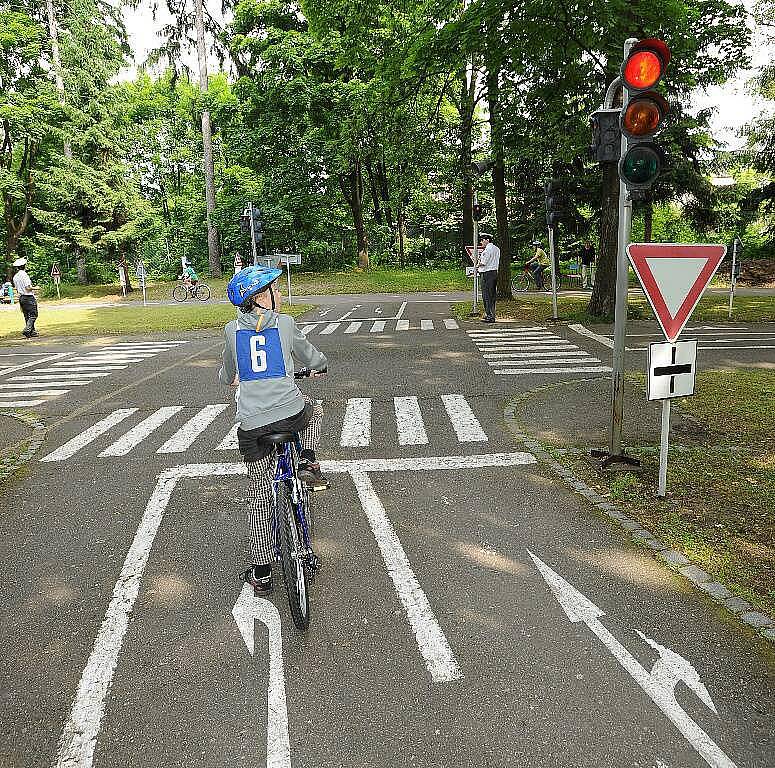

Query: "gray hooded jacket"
left=218, top=309, right=327, bottom=430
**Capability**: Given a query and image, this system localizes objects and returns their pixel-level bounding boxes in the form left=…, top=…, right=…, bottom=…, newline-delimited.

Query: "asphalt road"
left=1, top=298, right=773, bottom=768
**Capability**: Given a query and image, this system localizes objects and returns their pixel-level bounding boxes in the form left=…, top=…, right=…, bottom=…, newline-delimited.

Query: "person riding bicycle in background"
left=219, top=265, right=328, bottom=596
left=525, top=240, right=550, bottom=290
left=181, top=261, right=198, bottom=287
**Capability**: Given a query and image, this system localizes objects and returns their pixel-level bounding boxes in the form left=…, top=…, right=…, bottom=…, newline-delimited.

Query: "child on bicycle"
left=219, top=265, right=328, bottom=596
left=181, top=261, right=198, bottom=287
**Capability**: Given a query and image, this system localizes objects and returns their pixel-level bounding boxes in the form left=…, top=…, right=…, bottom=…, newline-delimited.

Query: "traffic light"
left=239, top=207, right=251, bottom=233
left=252, top=208, right=264, bottom=241
left=589, top=108, right=621, bottom=163
left=618, top=38, right=670, bottom=192
left=472, top=201, right=482, bottom=221
left=544, top=179, right=565, bottom=227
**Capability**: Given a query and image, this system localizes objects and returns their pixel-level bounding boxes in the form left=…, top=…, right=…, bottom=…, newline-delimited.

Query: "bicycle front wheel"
left=172, top=283, right=188, bottom=302
left=512, top=272, right=531, bottom=293
left=277, top=482, right=310, bottom=630
left=195, top=283, right=210, bottom=301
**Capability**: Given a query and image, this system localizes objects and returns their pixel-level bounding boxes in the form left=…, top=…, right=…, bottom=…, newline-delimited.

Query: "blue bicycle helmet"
left=227, top=265, right=283, bottom=311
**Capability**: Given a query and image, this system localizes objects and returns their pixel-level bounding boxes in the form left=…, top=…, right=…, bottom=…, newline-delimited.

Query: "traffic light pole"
left=728, top=237, right=738, bottom=319
left=470, top=192, right=479, bottom=316
left=604, top=38, right=640, bottom=467
left=547, top=226, right=558, bottom=320
left=248, top=201, right=259, bottom=266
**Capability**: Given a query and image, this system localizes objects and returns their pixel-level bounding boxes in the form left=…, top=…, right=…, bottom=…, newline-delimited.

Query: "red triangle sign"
left=627, top=243, right=726, bottom=342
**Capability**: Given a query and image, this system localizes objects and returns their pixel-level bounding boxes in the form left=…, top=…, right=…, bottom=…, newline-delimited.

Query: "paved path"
left=1, top=298, right=773, bottom=768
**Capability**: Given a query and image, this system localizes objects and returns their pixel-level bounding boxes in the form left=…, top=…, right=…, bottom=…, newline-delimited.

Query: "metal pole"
left=728, top=238, right=737, bottom=319
left=548, top=226, right=558, bottom=320
left=286, top=259, right=292, bottom=305
left=608, top=38, right=638, bottom=460
left=142, top=274, right=147, bottom=307
left=248, top=202, right=258, bottom=266
left=471, top=192, right=479, bottom=315
left=657, top=399, right=671, bottom=497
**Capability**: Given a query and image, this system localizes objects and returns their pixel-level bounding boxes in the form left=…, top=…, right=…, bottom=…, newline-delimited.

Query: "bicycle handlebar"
left=294, top=367, right=327, bottom=379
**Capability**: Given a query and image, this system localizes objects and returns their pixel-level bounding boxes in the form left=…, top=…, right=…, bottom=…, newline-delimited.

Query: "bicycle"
left=511, top=263, right=548, bottom=294
left=172, top=280, right=211, bottom=302
left=266, top=367, right=326, bottom=630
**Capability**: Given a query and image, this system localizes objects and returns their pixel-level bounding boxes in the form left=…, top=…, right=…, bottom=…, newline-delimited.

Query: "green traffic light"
left=620, top=145, right=660, bottom=185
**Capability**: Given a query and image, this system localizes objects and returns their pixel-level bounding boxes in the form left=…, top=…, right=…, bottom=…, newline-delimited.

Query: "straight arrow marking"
left=527, top=551, right=736, bottom=768
left=232, top=586, right=291, bottom=768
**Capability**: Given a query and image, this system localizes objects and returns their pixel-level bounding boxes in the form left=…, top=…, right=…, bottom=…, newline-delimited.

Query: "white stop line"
left=54, top=452, right=535, bottom=768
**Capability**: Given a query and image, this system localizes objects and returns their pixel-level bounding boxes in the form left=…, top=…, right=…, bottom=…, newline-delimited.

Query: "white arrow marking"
left=232, top=586, right=291, bottom=768
left=527, top=551, right=736, bottom=768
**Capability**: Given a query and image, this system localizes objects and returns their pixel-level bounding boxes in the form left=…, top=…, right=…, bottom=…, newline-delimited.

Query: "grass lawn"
left=453, top=292, right=775, bottom=324
left=0, top=303, right=312, bottom=339
left=553, top=369, right=775, bottom=617
left=36, top=267, right=470, bottom=305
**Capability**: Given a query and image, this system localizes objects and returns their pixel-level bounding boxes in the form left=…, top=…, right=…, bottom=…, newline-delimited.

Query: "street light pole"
left=471, top=192, right=479, bottom=316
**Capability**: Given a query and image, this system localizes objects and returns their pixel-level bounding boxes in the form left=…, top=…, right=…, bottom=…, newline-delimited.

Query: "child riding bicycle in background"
left=181, top=261, right=198, bottom=287
left=219, top=265, right=329, bottom=596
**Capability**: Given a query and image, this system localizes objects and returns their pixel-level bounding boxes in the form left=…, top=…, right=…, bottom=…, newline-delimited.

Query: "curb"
left=503, top=384, right=775, bottom=647
left=0, top=411, right=46, bottom=485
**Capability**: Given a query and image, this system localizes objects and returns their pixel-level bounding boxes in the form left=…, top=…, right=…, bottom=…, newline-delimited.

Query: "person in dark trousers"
left=580, top=240, right=596, bottom=289
left=12, top=258, right=38, bottom=338
left=476, top=233, right=500, bottom=323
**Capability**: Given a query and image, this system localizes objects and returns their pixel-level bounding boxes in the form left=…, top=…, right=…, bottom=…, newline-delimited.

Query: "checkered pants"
left=244, top=394, right=322, bottom=565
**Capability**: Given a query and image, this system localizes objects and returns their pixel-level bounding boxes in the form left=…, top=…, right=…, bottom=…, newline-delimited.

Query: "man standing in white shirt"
left=12, top=258, right=39, bottom=338
left=476, top=233, right=500, bottom=323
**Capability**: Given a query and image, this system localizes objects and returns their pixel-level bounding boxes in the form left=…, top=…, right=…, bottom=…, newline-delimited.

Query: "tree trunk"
left=340, top=163, right=368, bottom=268
left=459, top=67, right=475, bottom=268
left=588, top=162, right=620, bottom=317
left=45, top=0, right=72, bottom=160
left=486, top=63, right=511, bottom=299
left=364, top=159, right=383, bottom=224
left=644, top=200, right=653, bottom=242
left=397, top=204, right=406, bottom=268
left=194, top=0, right=221, bottom=277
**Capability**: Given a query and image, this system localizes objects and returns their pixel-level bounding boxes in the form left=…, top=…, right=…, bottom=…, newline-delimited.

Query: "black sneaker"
left=240, top=566, right=273, bottom=596
left=298, top=460, right=330, bottom=491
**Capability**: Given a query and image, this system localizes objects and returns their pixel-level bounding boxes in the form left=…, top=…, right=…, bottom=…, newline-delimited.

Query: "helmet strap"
left=270, top=283, right=276, bottom=311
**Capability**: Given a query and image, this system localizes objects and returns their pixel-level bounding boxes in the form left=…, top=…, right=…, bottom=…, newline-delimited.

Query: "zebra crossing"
left=468, top=327, right=611, bottom=376
left=0, top=341, right=189, bottom=409
left=40, top=393, right=489, bottom=462
left=300, top=318, right=459, bottom=337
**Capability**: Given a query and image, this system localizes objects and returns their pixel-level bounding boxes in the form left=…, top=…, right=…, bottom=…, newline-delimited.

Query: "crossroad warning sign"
left=647, top=340, right=697, bottom=401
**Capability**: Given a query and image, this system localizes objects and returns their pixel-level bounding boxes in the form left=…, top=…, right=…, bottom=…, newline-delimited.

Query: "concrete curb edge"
left=0, top=411, right=46, bottom=485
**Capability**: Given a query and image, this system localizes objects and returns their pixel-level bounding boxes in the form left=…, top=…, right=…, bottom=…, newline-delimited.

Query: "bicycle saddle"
left=263, top=432, right=295, bottom=444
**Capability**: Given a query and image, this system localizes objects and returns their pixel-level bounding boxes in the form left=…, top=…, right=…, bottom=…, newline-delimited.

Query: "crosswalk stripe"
left=15, top=372, right=112, bottom=379
left=488, top=358, right=601, bottom=367
left=482, top=350, right=591, bottom=358
left=493, top=366, right=611, bottom=375
left=75, top=355, right=153, bottom=361
left=0, top=389, right=67, bottom=397
left=470, top=331, right=553, bottom=337
left=344, top=322, right=362, bottom=334
left=320, top=323, right=340, bottom=335
left=49, top=361, right=130, bottom=368
left=478, top=344, right=578, bottom=351
left=340, top=398, right=372, bottom=446
left=300, top=324, right=318, bottom=336
left=38, top=366, right=127, bottom=372
left=468, top=327, right=548, bottom=334
left=216, top=424, right=238, bottom=450
left=41, top=409, right=139, bottom=462
left=474, top=337, right=565, bottom=345
left=443, top=319, right=459, bottom=329
left=1, top=382, right=80, bottom=389
left=0, top=399, right=46, bottom=408
left=420, top=320, right=434, bottom=330
left=370, top=321, right=386, bottom=333
left=396, top=319, right=410, bottom=331
left=107, top=341, right=188, bottom=347
left=394, top=396, right=429, bottom=445
left=156, top=404, right=229, bottom=453
left=99, top=407, right=184, bottom=456
left=441, top=395, right=487, bottom=442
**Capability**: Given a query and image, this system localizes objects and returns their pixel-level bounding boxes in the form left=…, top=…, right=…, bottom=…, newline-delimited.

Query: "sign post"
left=135, top=260, right=147, bottom=306
left=470, top=195, right=480, bottom=317
left=627, top=242, right=726, bottom=496
left=547, top=226, right=558, bottom=320
left=50, top=263, right=61, bottom=300
left=276, top=254, right=301, bottom=305
left=728, top=237, right=741, bottom=319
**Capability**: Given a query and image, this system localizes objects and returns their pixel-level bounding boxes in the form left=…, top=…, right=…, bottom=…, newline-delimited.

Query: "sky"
left=121, top=2, right=773, bottom=152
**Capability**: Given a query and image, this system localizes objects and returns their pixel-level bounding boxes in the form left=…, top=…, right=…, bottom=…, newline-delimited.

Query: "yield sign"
left=627, top=243, right=726, bottom=342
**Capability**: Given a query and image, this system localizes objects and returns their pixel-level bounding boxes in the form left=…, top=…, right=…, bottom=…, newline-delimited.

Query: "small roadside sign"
left=51, top=263, right=61, bottom=299
left=276, top=254, right=302, bottom=266
left=627, top=243, right=726, bottom=342
left=135, top=260, right=146, bottom=279
left=647, top=340, right=697, bottom=401
left=234, top=253, right=243, bottom=275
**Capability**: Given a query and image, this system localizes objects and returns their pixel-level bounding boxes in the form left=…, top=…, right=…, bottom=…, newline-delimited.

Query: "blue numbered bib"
left=236, top=328, right=287, bottom=381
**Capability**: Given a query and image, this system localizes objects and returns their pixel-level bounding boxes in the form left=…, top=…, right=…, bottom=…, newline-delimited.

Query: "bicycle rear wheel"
left=172, top=283, right=188, bottom=302
left=277, top=482, right=310, bottom=630
left=195, top=283, right=211, bottom=301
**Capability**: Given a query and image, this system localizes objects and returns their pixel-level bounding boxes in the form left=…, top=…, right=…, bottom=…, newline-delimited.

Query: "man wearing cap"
left=476, top=233, right=500, bottom=323
left=12, top=258, right=38, bottom=338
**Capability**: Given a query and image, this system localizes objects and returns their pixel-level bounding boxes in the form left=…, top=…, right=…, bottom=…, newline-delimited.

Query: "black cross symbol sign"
left=654, top=345, right=692, bottom=394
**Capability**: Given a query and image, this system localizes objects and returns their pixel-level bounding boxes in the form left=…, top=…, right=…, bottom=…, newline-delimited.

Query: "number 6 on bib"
left=236, top=328, right=287, bottom=380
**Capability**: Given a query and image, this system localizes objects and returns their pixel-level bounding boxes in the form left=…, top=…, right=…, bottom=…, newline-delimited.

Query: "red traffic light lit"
left=621, top=92, right=668, bottom=137
left=622, top=39, right=670, bottom=91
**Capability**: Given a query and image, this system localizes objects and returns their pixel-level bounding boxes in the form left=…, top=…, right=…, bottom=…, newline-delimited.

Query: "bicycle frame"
left=270, top=437, right=314, bottom=561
